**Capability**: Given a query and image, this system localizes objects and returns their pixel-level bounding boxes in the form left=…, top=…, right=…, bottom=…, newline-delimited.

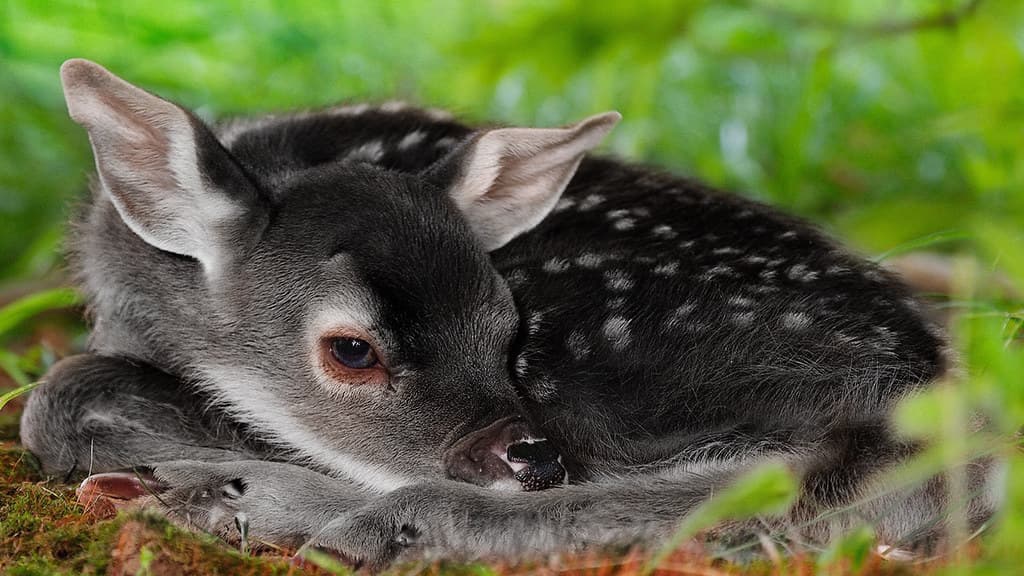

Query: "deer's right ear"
left=61, top=59, right=266, bottom=273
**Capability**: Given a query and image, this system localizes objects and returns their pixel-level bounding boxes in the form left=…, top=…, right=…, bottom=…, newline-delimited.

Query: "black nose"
left=507, top=439, right=566, bottom=491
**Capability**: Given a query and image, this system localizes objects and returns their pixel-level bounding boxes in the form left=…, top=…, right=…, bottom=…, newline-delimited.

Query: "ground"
left=0, top=404, right=924, bottom=576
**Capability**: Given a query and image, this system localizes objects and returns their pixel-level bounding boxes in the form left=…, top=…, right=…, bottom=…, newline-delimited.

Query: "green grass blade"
left=0, top=380, right=40, bottom=411
left=641, top=462, right=797, bottom=575
left=295, top=547, right=353, bottom=575
left=0, top=288, right=81, bottom=339
left=872, top=229, right=971, bottom=263
left=0, top=348, right=31, bottom=387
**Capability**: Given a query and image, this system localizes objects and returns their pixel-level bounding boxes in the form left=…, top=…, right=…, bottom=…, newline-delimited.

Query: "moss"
left=0, top=445, right=41, bottom=484
left=0, top=411, right=21, bottom=442
left=100, top=513, right=306, bottom=576
left=0, top=442, right=313, bottom=575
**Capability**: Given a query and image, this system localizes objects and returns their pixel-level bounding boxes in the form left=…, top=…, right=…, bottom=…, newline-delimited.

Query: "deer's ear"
left=443, top=112, right=620, bottom=252
left=61, top=58, right=265, bottom=273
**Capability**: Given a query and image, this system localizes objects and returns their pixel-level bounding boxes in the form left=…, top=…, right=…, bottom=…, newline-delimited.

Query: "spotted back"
left=214, top=102, right=949, bottom=474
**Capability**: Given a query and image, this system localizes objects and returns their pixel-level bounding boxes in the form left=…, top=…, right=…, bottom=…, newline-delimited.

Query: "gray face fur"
left=58, top=59, right=618, bottom=490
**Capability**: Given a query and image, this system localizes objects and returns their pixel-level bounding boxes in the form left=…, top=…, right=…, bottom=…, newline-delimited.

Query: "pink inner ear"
left=449, top=112, right=620, bottom=252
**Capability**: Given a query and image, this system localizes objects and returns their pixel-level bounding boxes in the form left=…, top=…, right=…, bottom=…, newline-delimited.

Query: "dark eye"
left=329, top=338, right=378, bottom=369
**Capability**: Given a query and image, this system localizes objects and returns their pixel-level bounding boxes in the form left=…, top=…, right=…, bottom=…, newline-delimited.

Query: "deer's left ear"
left=441, top=112, right=620, bottom=252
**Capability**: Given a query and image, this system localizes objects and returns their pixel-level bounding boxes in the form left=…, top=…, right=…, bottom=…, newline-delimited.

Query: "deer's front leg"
left=84, top=460, right=380, bottom=550
left=303, top=474, right=726, bottom=570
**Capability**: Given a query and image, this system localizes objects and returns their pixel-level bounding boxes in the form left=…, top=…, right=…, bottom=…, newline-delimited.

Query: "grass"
left=1, top=0, right=1023, bottom=573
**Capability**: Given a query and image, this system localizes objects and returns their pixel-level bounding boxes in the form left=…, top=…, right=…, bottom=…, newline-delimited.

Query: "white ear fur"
left=450, top=111, right=621, bottom=251
left=61, top=58, right=249, bottom=272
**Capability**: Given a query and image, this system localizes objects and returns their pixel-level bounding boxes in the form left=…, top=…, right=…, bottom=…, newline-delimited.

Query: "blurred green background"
left=3, top=0, right=1024, bottom=286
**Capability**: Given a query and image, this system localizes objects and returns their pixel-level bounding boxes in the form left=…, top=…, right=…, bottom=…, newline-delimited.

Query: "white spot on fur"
left=380, top=100, right=410, bottom=112
left=665, top=303, right=696, bottom=328
left=781, top=311, right=811, bottom=330
left=606, top=209, right=630, bottom=219
left=397, top=130, right=426, bottom=150
left=612, top=217, right=636, bottom=231
left=542, top=257, right=570, bottom=273
left=604, top=270, right=634, bottom=291
left=728, top=295, right=754, bottom=307
left=515, top=355, right=529, bottom=378
left=732, top=311, right=755, bottom=326
left=834, top=331, right=861, bottom=347
left=346, top=140, right=385, bottom=163
left=328, top=103, right=371, bottom=116
left=423, top=107, right=455, bottom=121
left=602, top=316, right=632, bottom=351
left=653, top=262, right=679, bottom=276
left=652, top=224, right=676, bottom=239
left=713, top=247, right=742, bottom=256
left=787, top=264, right=819, bottom=282
left=576, top=252, right=607, bottom=269
left=217, top=116, right=277, bottom=147
left=578, top=194, right=604, bottom=211
left=553, top=197, right=576, bottom=213
left=745, top=255, right=769, bottom=265
left=701, top=264, right=734, bottom=280
left=435, top=136, right=457, bottom=148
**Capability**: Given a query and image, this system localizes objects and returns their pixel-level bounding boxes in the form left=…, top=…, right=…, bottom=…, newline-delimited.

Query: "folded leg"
left=20, top=354, right=264, bottom=476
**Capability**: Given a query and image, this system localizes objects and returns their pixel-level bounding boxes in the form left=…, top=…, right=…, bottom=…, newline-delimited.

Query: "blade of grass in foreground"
left=641, top=461, right=797, bottom=575
left=0, top=348, right=31, bottom=387
left=0, top=380, right=40, bottom=411
left=872, top=229, right=971, bottom=263
left=0, top=287, right=81, bottom=338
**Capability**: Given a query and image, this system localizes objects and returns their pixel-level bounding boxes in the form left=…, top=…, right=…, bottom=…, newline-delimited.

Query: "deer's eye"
left=329, top=338, right=379, bottom=369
